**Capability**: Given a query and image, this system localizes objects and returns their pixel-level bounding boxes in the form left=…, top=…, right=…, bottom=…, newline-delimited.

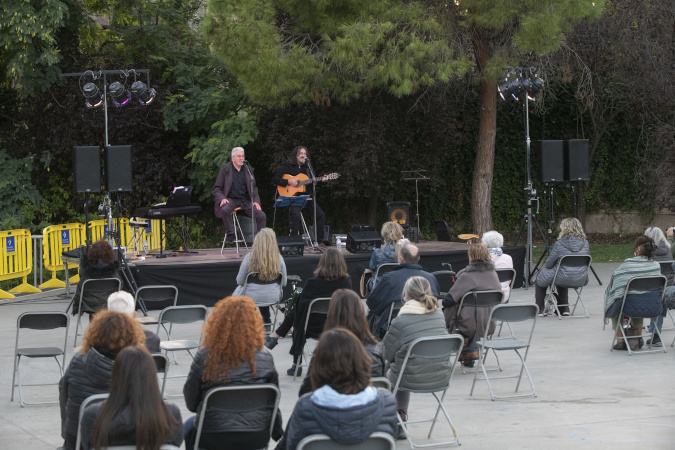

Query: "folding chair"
left=11, top=311, right=69, bottom=407
left=157, top=305, right=208, bottom=364
left=135, top=285, right=179, bottom=331
left=76, top=393, right=109, bottom=450
left=241, top=272, right=284, bottom=333
left=221, top=207, right=249, bottom=255
left=371, top=377, right=392, bottom=391
left=294, top=297, right=331, bottom=380
left=431, top=270, right=455, bottom=296
left=544, top=255, right=592, bottom=319
left=470, top=303, right=538, bottom=401
left=609, top=275, right=667, bottom=355
left=495, top=268, right=517, bottom=338
left=73, top=277, right=122, bottom=346
left=152, top=353, right=170, bottom=397
left=297, top=432, right=396, bottom=450
left=372, top=263, right=399, bottom=290
left=385, top=298, right=406, bottom=333
left=194, top=384, right=281, bottom=450
left=659, top=261, right=675, bottom=286
left=392, top=334, right=464, bottom=449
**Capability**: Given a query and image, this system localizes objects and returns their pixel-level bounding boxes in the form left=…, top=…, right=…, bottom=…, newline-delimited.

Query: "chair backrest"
left=370, top=377, right=392, bottom=391
left=659, top=261, right=675, bottom=276
left=17, top=311, right=69, bottom=331
left=386, top=298, right=406, bottom=331
left=619, top=275, right=667, bottom=318
left=76, top=393, right=110, bottom=450
left=552, top=255, right=592, bottom=287
left=485, top=303, right=538, bottom=347
left=157, top=305, right=208, bottom=326
left=431, top=270, right=455, bottom=294
left=296, top=432, right=396, bottom=450
left=152, top=353, right=169, bottom=373
left=373, top=263, right=399, bottom=288
left=243, top=272, right=284, bottom=302
left=495, top=268, right=517, bottom=289
left=303, top=297, right=331, bottom=332
left=457, top=290, right=504, bottom=314
left=135, top=285, right=178, bottom=312
left=81, top=278, right=122, bottom=298
left=194, top=384, right=281, bottom=450
left=625, top=275, right=667, bottom=293
left=394, top=334, right=464, bottom=393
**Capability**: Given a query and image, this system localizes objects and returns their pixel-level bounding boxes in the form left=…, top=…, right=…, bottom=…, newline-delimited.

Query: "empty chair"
left=297, top=432, right=396, bottom=450
left=431, top=270, right=455, bottom=296
left=134, top=285, right=179, bottom=328
left=544, top=255, right=592, bottom=319
left=294, top=297, right=331, bottom=380
left=157, top=305, right=208, bottom=363
left=73, top=277, right=122, bottom=346
left=11, top=311, right=69, bottom=407
left=471, top=303, right=539, bottom=401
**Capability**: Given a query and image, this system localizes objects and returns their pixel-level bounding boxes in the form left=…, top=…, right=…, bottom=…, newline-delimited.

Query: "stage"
left=129, top=241, right=526, bottom=306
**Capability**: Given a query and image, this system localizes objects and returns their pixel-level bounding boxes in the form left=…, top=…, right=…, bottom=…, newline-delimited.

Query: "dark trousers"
left=290, top=199, right=325, bottom=242
left=259, top=306, right=271, bottom=324
left=535, top=284, right=569, bottom=310
left=219, top=198, right=267, bottom=237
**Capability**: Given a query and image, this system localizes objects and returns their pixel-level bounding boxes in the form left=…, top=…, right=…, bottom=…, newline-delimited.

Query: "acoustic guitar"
left=277, top=173, right=340, bottom=196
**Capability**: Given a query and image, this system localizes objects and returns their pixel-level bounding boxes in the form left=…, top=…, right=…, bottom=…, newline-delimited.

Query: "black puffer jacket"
left=72, top=255, right=121, bottom=315
left=59, top=348, right=116, bottom=441
left=183, top=347, right=281, bottom=435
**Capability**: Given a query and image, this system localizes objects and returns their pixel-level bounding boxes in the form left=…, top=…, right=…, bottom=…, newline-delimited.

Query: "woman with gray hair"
left=534, top=218, right=590, bottom=316
left=644, top=227, right=673, bottom=263
left=482, top=231, right=514, bottom=301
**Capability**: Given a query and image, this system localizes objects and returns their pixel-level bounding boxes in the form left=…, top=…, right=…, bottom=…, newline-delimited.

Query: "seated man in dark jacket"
left=366, top=244, right=440, bottom=338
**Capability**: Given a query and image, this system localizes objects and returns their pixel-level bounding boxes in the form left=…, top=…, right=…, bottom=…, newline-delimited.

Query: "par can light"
left=108, top=82, right=131, bottom=106
left=130, top=81, right=156, bottom=105
left=83, top=82, right=103, bottom=108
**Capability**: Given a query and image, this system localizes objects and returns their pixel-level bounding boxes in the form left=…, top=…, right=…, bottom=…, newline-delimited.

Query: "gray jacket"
left=536, top=236, right=590, bottom=288
left=383, top=309, right=449, bottom=391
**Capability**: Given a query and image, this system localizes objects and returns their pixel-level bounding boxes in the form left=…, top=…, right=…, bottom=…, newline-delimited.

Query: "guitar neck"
left=298, top=177, right=323, bottom=186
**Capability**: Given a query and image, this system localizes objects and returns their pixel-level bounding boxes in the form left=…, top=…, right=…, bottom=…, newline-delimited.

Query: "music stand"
left=274, top=195, right=314, bottom=248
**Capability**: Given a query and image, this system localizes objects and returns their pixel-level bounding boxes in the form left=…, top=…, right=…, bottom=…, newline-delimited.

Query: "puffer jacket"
left=183, top=347, right=279, bottom=435
left=284, top=388, right=397, bottom=450
left=383, top=308, right=449, bottom=391
left=60, top=348, right=116, bottom=441
left=72, top=255, right=121, bottom=315
left=653, top=241, right=674, bottom=285
left=535, top=236, right=590, bottom=288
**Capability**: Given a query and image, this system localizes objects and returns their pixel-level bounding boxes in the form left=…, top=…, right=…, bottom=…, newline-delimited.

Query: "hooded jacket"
left=535, top=236, right=590, bottom=288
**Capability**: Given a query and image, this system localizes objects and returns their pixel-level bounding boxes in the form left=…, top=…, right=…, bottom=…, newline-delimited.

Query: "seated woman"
left=80, top=346, right=183, bottom=449
left=367, top=221, right=404, bottom=289
left=482, top=230, right=514, bottom=302
left=232, top=228, right=287, bottom=323
left=265, top=248, right=352, bottom=375
left=383, top=276, right=448, bottom=424
left=534, top=217, right=590, bottom=316
left=59, top=310, right=146, bottom=450
left=283, top=328, right=398, bottom=450
left=442, top=243, right=502, bottom=366
left=604, top=235, right=661, bottom=351
left=183, top=297, right=281, bottom=450
left=72, top=239, right=121, bottom=316
left=298, top=289, right=385, bottom=396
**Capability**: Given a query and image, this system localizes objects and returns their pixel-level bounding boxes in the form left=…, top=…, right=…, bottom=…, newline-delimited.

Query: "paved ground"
left=0, top=262, right=673, bottom=449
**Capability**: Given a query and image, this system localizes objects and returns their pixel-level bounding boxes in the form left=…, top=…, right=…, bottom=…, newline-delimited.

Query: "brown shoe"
left=613, top=339, right=627, bottom=351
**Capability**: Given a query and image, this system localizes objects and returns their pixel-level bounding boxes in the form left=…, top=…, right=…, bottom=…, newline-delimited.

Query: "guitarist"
left=272, top=146, right=327, bottom=244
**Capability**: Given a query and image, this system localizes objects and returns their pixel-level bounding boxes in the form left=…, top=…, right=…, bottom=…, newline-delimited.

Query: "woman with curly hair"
left=183, top=297, right=281, bottom=450
left=265, top=248, right=352, bottom=376
left=80, top=346, right=183, bottom=449
left=72, top=239, right=121, bottom=315
left=59, top=310, right=145, bottom=450
left=232, top=228, right=287, bottom=323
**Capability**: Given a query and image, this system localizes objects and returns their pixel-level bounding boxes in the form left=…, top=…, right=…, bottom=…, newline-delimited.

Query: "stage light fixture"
left=108, top=81, right=130, bottom=106
left=130, top=81, right=156, bottom=105
left=83, top=82, right=103, bottom=108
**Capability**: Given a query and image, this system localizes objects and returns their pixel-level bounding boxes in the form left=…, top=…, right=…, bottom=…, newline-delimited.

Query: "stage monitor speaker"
left=346, top=230, right=382, bottom=254
left=277, top=235, right=305, bottom=257
left=73, top=146, right=101, bottom=193
left=105, top=145, right=133, bottom=192
left=564, top=139, right=590, bottom=181
left=236, top=216, right=257, bottom=244
left=435, top=221, right=452, bottom=242
left=387, top=201, right=411, bottom=227
left=538, top=140, right=564, bottom=182
left=309, top=225, right=331, bottom=245
left=352, top=224, right=375, bottom=232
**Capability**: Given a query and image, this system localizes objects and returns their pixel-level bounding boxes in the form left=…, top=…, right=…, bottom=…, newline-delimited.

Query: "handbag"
left=360, top=269, right=374, bottom=297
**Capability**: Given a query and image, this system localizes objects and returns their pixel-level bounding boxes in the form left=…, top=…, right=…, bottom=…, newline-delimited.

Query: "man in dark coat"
left=366, top=244, right=440, bottom=338
left=213, top=147, right=266, bottom=243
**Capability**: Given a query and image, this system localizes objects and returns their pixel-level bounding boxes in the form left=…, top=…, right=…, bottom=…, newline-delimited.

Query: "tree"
left=203, top=0, right=602, bottom=233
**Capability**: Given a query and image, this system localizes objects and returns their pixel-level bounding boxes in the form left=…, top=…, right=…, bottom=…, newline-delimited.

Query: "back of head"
left=468, top=243, right=491, bottom=264
left=645, top=227, right=669, bottom=248
left=314, top=247, right=348, bottom=279
left=325, top=289, right=376, bottom=345
left=87, top=239, right=115, bottom=265
left=309, top=328, right=371, bottom=394
left=250, top=228, right=280, bottom=281
left=201, top=296, right=264, bottom=381
left=400, top=243, right=420, bottom=264
left=481, top=230, right=504, bottom=249
left=558, top=217, right=586, bottom=241
left=107, top=291, right=135, bottom=317
left=81, top=310, right=145, bottom=354
left=403, top=276, right=437, bottom=313
left=381, top=221, right=403, bottom=244
left=634, top=235, right=656, bottom=259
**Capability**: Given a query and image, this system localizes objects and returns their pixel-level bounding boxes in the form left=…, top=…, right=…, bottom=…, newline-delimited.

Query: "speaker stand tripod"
left=401, top=169, right=429, bottom=236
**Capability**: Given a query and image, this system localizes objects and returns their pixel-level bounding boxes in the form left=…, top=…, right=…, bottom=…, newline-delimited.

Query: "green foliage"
left=0, top=149, right=42, bottom=231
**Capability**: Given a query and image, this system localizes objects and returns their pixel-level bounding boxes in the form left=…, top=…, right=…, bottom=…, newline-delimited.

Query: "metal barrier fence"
left=40, top=223, right=85, bottom=289
left=0, top=229, right=41, bottom=299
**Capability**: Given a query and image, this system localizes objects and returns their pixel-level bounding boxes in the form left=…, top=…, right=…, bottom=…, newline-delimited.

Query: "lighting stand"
left=401, top=169, right=429, bottom=235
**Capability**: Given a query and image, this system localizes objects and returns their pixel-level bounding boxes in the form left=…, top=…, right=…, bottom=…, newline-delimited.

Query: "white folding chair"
left=470, top=303, right=538, bottom=401
left=294, top=297, right=331, bottom=380
left=544, top=255, right=592, bottom=319
left=297, top=432, right=396, bottom=449
left=73, top=277, right=122, bottom=346
left=392, top=334, right=464, bottom=449
left=11, top=311, right=69, bottom=406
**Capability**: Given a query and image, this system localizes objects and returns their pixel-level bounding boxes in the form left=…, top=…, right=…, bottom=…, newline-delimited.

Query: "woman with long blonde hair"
left=232, top=228, right=287, bottom=323
left=183, top=297, right=281, bottom=449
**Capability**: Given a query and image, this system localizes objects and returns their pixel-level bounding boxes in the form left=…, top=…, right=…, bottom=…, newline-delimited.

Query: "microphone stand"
left=243, top=161, right=256, bottom=254
left=305, top=158, right=323, bottom=253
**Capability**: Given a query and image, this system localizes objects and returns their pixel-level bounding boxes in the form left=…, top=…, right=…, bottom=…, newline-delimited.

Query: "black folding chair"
left=73, top=277, right=122, bottom=346
left=544, top=255, right=592, bottom=319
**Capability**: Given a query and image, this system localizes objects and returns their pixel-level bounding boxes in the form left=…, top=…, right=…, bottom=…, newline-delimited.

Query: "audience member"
left=59, top=310, right=145, bottom=450
left=107, top=291, right=161, bottom=353
left=644, top=227, right=674, bottom=285
left=183, top=297, right=282, bottom=450
left=534, top=218, right=590, bottom=316
left=367, top=243, right=440, bottom=339
left=80, top=346, right=183, bottom=449
left=232, top=228, right=288, bottom=323
left=368, top=221, right=404, bottom=289
left=442, top=243, right=502, bottom=367
left=482, top=230, right=514, bottom=301
left=265, top=248, right=352, bottom=376
left=282, top=329, right=397, bottom=450
left=666, top=227, right=675, bottom=257
left=72, top=240, right=121, bottom=315
left=298, top=289, right=385, bottom=396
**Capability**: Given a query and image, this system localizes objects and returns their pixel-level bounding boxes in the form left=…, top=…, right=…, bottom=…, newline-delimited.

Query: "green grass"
left=531, top=243, right=635, bottom=263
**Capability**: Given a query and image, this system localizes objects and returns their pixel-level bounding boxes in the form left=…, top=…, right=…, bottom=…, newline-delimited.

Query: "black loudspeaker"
left=564, top=139, right=590, bottom=181
left=352, top=224, right=375, bottom=232
left=105, top=145, right=133, bottom=192
left=435, top=221, right=452, bottom=242
left=277, top=235, right=305, bottom=257
left=309, top=225, right=331, bottom=245
left=387, top=201, right=411, bottom=227
left=346, top=231, right=382, bottom=254
left=538, top=140, right=564, bottom=182
left=237, top=216, right=257, bottom=243
left=73, top=146, right=101, bottom=193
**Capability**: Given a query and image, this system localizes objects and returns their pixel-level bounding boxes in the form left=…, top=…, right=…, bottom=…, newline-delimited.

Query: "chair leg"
left=73, top=313, right=82, bottom=347
left=10, top=354, right=20, bottom=402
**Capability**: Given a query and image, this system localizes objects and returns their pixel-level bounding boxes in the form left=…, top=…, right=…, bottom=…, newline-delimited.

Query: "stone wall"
left=585, top=209, right=675, bottom=234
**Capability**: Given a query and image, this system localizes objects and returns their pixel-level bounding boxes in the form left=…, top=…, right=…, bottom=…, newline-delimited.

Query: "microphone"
left=243, top=160, right=250, bottom=164
left=304, top=157, right=309, bottom=162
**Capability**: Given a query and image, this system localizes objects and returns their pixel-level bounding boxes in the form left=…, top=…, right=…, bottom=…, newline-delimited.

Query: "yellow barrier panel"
left=40, top=223, right=85, bottom=289
left=88, top=219, right=131, bottom=246
left=0, top=229, right=41, bottom=298
left=145, top=219, right=165, bottom=252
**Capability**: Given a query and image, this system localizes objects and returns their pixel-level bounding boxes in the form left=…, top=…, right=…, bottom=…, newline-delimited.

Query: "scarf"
left=488, top=247, right=503, bottom=256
